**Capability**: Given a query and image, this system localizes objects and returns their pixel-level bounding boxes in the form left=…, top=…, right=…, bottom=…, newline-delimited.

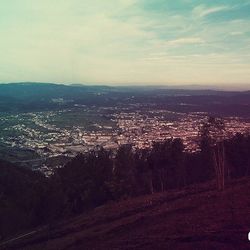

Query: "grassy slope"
left=4, top=177, right=250, bottom=250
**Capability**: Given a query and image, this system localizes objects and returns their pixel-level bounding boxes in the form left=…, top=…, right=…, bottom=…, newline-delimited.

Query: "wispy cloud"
left=165, top=37, right=205, bottom=46
left=193, top=5, right=231, bottom=18
left=230, top=31, right=244, bottom=36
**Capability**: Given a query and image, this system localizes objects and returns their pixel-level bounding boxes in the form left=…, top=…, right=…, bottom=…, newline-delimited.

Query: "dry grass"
left=5, top=178, right=250, bottom=250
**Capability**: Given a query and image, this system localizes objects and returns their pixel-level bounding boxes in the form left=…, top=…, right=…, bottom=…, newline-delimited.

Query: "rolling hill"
left=2, top=177, right=250, bottom=250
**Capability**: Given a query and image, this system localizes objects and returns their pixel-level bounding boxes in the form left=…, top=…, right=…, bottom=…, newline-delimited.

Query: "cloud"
left=165, top=37, right=205, bottom=46
left=193, top=5, right=231, bottom=18
left=230, top=31, right=244, bottom=36
left=0, top=0, right=249, bottom=85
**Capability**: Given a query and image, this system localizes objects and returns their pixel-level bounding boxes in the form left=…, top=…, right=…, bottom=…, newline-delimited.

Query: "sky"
left=0, top=0, right=250, bottom=87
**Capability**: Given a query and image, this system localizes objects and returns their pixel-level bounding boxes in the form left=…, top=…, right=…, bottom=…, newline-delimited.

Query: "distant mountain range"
left=0, top=82, right=248, bottom=99
left=0, top=82, right=249, bottom=117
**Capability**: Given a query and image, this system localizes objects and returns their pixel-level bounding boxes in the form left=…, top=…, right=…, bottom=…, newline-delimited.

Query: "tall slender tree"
left=199, top=117, right=226, bottom=190
left=113, top=144, right=136, bottom=198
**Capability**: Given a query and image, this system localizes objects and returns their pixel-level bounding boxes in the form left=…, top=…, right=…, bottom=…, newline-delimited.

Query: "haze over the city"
left=1, top=0, right=250, bottom=88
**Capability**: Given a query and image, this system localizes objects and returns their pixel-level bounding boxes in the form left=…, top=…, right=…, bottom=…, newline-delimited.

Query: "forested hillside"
left=1, top=129, right=250, bottom=243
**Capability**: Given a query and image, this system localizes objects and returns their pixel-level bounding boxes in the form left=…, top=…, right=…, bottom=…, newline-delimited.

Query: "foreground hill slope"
left=3, top=178, right=250, bottom=250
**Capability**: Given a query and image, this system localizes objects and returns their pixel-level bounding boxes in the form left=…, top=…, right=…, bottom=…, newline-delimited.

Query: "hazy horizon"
left=1, top=0, right=250, bottom=86
left=1, top=81, right=250, bottom=91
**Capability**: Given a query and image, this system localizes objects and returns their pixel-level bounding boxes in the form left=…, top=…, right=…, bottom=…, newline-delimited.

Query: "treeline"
left=0, top=160, right=48, bottom=239
left=1, top=129, right=250, bottom=239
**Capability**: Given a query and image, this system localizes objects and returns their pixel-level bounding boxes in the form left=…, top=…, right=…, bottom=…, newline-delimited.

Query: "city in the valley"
left=1, top=85, right=249, bottom=176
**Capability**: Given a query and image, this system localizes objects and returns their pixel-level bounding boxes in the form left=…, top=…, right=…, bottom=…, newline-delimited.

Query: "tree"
left=134, top=148, right=153, bottom=195
left=171, top=138, right=185, bottom=188
left=85, top=148, right=113, bottom=205
left=225, top=133, right=250, bottom=178
left=56, top=147, right=113, bottom=213
left=148, top=138, right=185, bottom=192
left=148, top=141, right=168, bottom=192
left=199, top=116, right=226, bottom=190
left=113, top=144, right=136, bottom=198
left=0, top=160, right=48, bottom=238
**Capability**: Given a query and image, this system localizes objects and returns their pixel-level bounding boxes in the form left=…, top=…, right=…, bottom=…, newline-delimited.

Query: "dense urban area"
left=1, top=104, right=249, bottom=176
